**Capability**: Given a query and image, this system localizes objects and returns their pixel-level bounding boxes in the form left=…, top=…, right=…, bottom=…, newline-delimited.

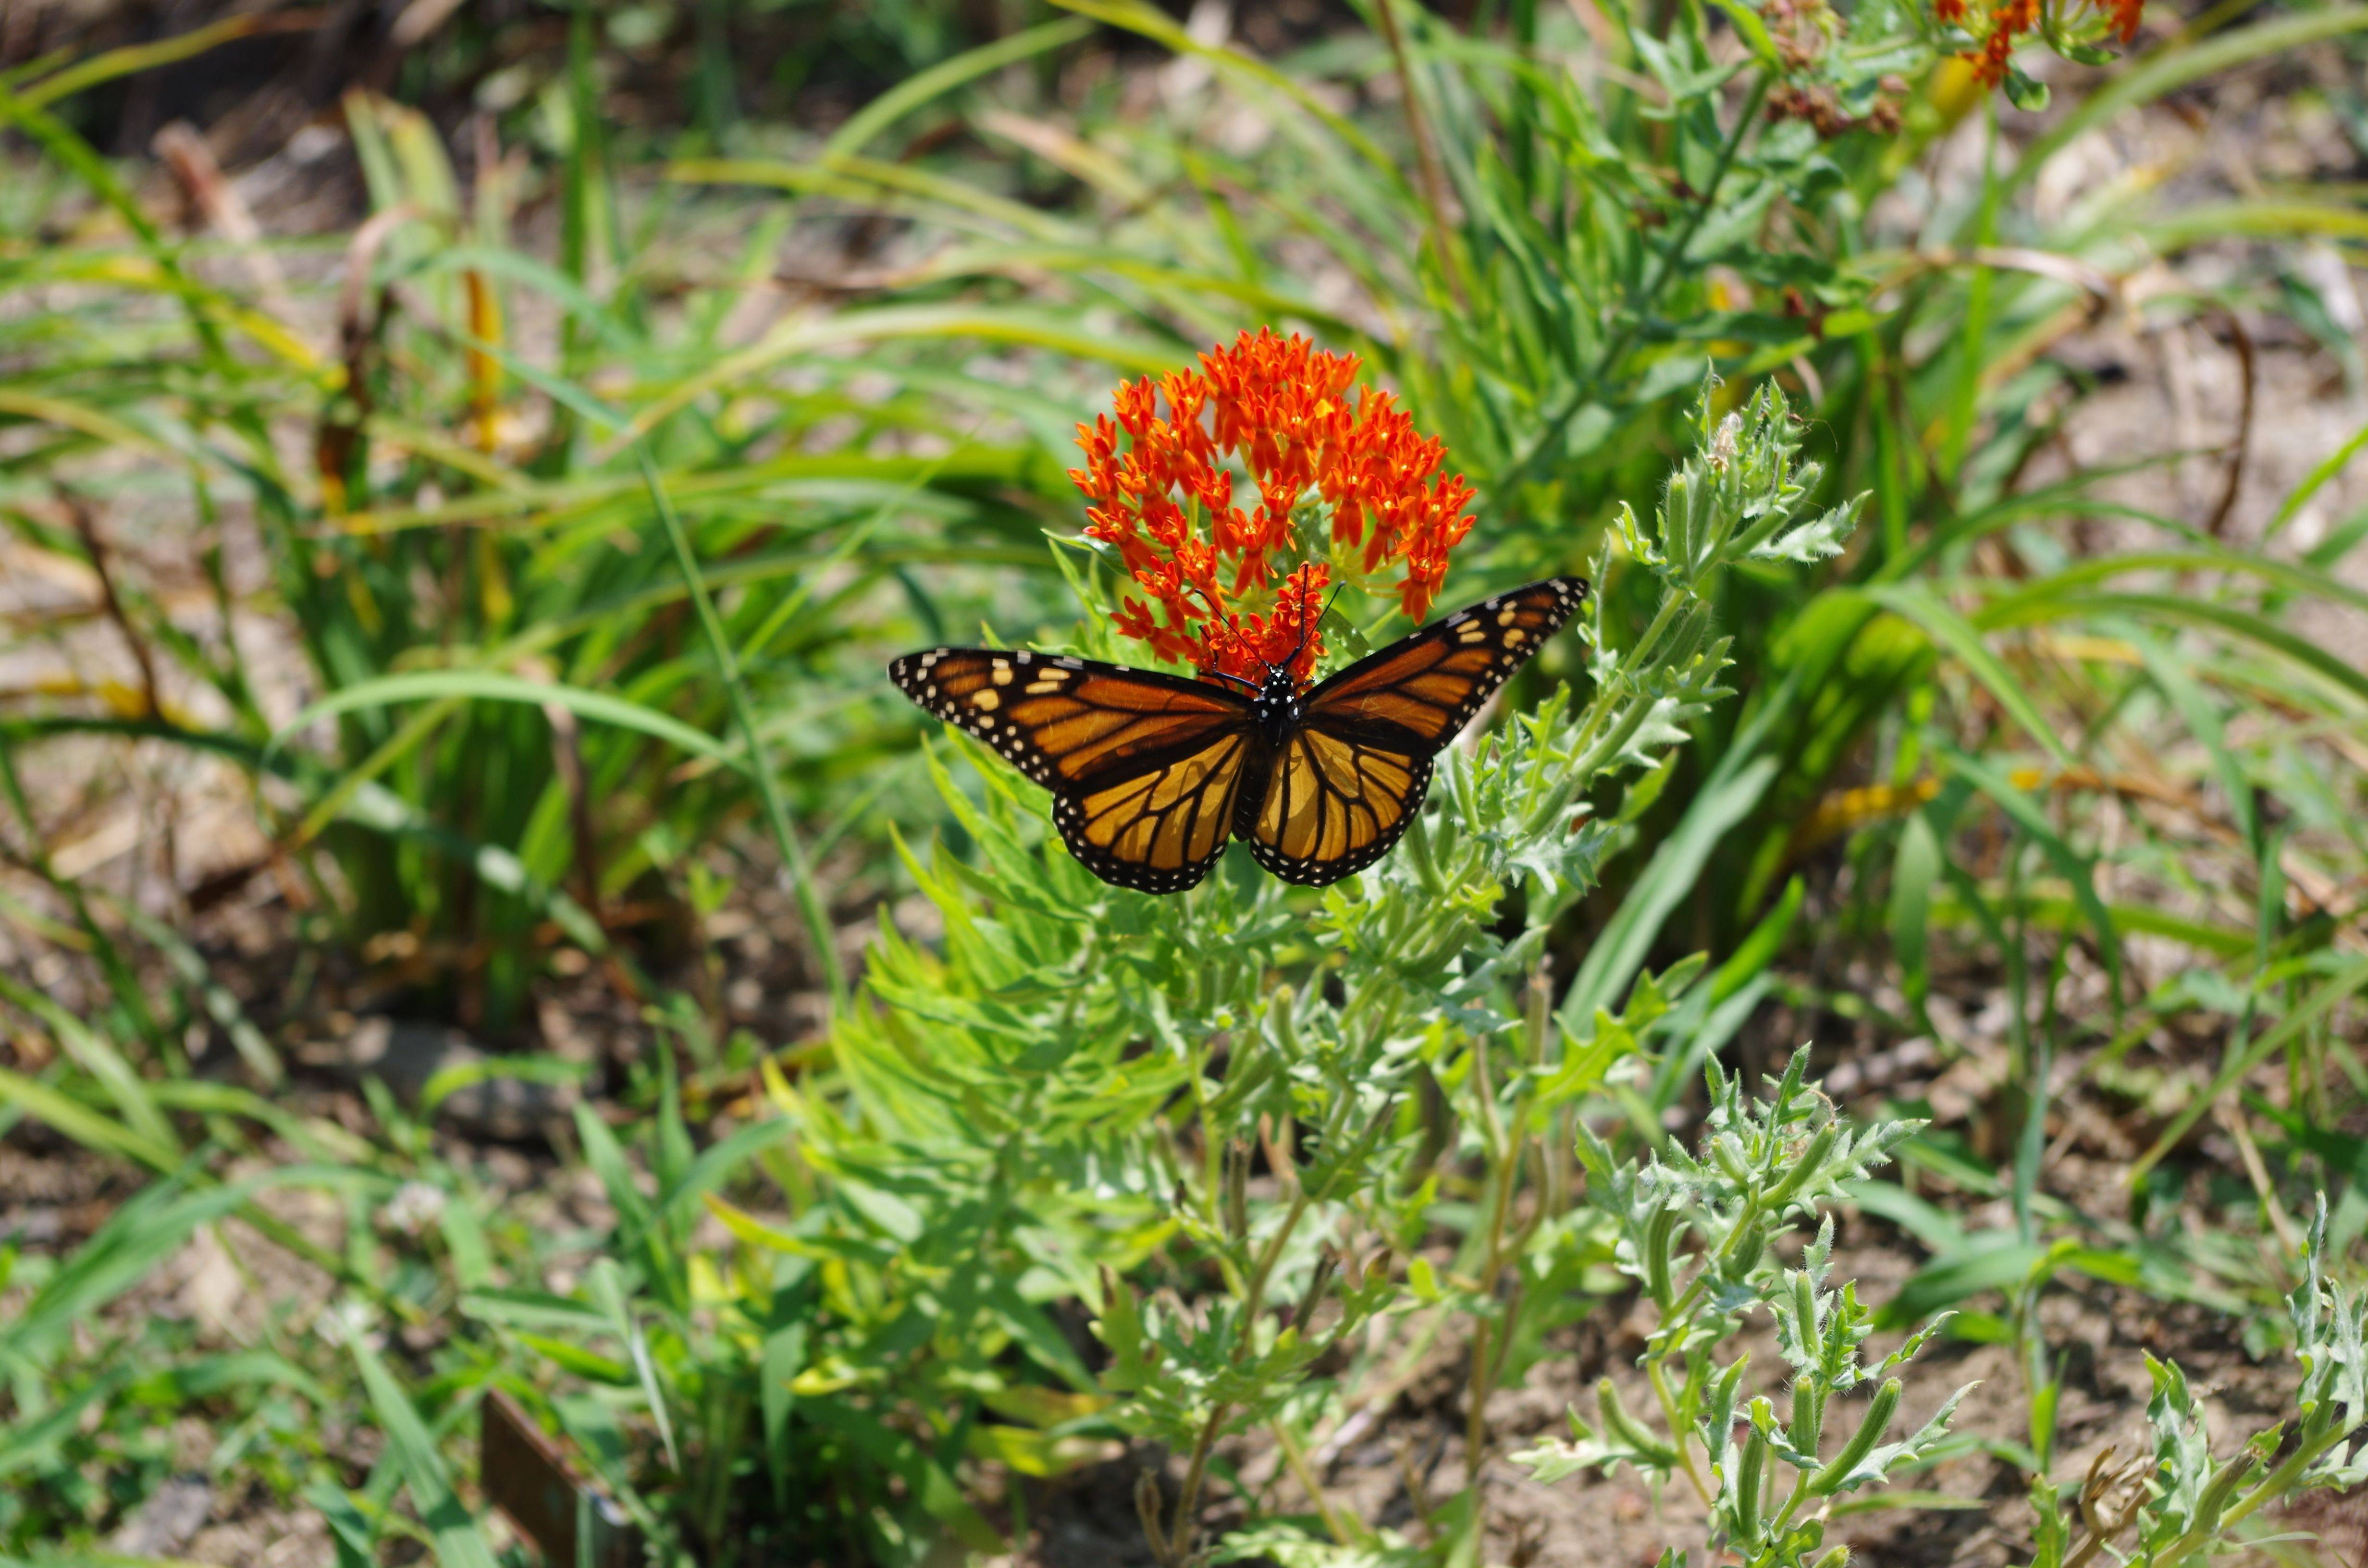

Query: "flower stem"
left=1374, top=0, right=1468, bottom=311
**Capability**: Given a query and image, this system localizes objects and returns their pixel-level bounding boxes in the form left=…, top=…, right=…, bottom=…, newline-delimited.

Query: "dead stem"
left=1373, top=0, right=1468, bottom=310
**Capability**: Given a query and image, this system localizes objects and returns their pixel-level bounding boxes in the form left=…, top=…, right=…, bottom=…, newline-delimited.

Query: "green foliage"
left=3, top=54, right=1080, bottom=1031
left=697, top=382, right=1848, bottom=1566
left=2018, top=1201, right=2368, bottom=1568
left=447, top=365, right=1865, bottom=1566
left=4, top=0, right=2368, bottom=1564
left=1517, top=1048, right=1969, bottom=1567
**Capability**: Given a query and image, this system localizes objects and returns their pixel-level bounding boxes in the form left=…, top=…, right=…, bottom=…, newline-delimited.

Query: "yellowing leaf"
left=760, top=1054, right=805, bottom=1120
left=791, top=1363, right=860, bottom=1396
left=703, top=1192, right=827, bottom=1258
left=979, top=1384, right=1110, bottom=1428
left=964, top=1423, right=1122, bottom=1478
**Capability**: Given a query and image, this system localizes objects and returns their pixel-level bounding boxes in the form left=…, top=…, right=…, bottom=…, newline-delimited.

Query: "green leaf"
left=274, top=671, right=744, bottom=775
left=417, top=1054, right=590, bottom=1116
left=1938, top=745, right=2121, bottom=1002
left=2001, top=65, right=2049, bottom=111
left=1560, top=754, right=1779, bottom=1030
left=1866, top=583, right=2073, bottom=769
left=349, top=1339, right=502, bottom=1568
left=1890, top=809, right=1942, bottom=1011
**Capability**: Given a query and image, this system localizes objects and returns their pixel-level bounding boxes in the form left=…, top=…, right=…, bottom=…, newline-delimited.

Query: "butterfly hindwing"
left=888, top=647, right=1256, bottom=893
left=1053, top=729, right=1252, bottom=893
left=1237, top=730, right=1432, bottom=886
left=1239, top=577, right=1586, bottom=885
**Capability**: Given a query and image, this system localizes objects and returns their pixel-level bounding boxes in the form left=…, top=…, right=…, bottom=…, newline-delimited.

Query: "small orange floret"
left=1071, top=328, right=1476, bottom=687
left=1949, top=0, right=2132, bottom=87
left=1968, top=0, right=2039, bottom=81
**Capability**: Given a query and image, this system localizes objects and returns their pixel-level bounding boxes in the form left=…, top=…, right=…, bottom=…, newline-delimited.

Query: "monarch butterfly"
left=888, top=577, right=1587, bottom=893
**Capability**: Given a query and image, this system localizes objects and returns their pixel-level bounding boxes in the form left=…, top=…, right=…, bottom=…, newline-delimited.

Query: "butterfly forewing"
left=887, top=647, right=1257, bottom=893
left=1300, top=576, right=1588, bottom=749
left=889, top=576, right=1586, bottom=894
left=888, top=649, right=1249, bottom=787
left=1237, top=577, right=1586, bottom=885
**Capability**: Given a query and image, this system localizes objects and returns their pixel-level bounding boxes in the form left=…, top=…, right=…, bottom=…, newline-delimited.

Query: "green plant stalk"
left=1765, top=1465, right=1818, bottom=1546
left=1165, top=1094, right=1393, bottom=1560
left=1474, top=976, right=1567, bottom=1399
left=1373, top=0, right=1469, bottom=310
left=1461, top=968, right=1569, bottom=1513
left=1566, top=587, right=1696, bottom=784
left=1941, top=104, right=2000, bottom=485
left=2175, top=1407, right=2360, bottom=1557
left=637, top=449, right=848, bottom=1013
left=1271, top=1417, right=1358, bottom=1546
left=1648, top=1358, right=1717, bottom=1505
left=1165, top=1182, right=1313, bottom=1564
left=1462, top=1098, right=1520, bottom=1482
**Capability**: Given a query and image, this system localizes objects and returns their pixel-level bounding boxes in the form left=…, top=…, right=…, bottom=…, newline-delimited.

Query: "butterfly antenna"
left=1249, top=578, right=1343, bottom=685
left=1285, top=583, right=1344, bottom=674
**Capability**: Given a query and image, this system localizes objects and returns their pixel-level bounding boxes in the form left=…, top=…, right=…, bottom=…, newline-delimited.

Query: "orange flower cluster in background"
left=1937, top=0, right=2141, bottom=84
left=1070, top=329, right=1477, bottom=688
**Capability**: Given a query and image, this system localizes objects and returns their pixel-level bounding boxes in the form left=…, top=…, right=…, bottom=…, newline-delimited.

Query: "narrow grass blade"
left=0, top=1370, right=132, bottom=1484
left=638, top=450, right=849, bottom=1013
left=824, top=18, right=1093, bottom=160
left=1560, top=754, right=1779, bottom=1030
left=1981, top=592, right=2368, bottom=708
left=1867, top=582, right=2075, bottom=769
left=588, top=1259, right=678, bottom=1473
left=349, top=1339, right=503, bottom=1568
left=14, top=11, right=309, bottom=110
left=1050, top=0, right=1398, bottom=178
left=2267, top=415, right=2368, bottom=546
left=0, top=1069, right=152, bottom=1170
left=0, top=1012, right=177, bottom=1167
left=1939, top=745, right=2121, bottom=1002
left=2006, top=6, right=2368, bottom=196
left=2128, top=955, right=2368, bottom=1188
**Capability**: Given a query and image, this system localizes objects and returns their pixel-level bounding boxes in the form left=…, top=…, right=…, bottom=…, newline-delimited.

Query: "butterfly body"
left=1246, top=668, right=1306, bottom=749
left=890, top=577, right=1586, bottom=893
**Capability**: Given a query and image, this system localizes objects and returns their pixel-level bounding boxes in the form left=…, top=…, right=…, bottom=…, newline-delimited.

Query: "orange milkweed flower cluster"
left=1069, top=329, right=1477, bottom=689
left=1936, top=0, right=2141, bottom=85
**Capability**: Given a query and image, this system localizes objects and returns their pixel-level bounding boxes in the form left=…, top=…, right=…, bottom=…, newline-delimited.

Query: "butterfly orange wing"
left=889, top=648, right=1256, bottom=893
left=1238, top=577, right=1587, bottom=885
